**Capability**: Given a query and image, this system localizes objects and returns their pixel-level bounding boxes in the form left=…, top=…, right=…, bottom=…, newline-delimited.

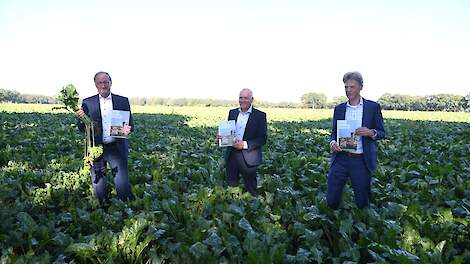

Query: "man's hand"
left=330, top=142, right=342, bottom=153
left=355, top=127, right=375, bottom=137
left=121, top=124, right=132, bottom=136
left=75, top=108, right=86, bottom=118
left=232, top=139, right=245, bottom=150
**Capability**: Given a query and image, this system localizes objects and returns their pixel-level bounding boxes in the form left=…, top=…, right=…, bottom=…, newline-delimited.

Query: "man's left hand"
left=355, top=127, right=374, bottom=137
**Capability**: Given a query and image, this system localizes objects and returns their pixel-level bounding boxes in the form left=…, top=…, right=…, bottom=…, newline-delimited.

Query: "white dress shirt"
left=99, top=93, right=115, bottom=144
left=345, top=97, right=364, bottom=154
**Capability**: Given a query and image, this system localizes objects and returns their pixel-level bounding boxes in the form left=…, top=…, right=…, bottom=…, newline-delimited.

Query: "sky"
left=1, top=0, right=469, bottom=103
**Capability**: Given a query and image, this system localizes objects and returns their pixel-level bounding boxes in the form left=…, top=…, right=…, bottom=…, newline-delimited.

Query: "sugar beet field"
left=0, top=104, right=469, bottom=263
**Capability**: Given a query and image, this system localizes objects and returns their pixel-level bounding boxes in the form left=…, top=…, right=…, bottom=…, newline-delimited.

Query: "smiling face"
left=239, top=89, right=253, bottom=112
left=95, top=73, right=112, bottom=98
left=344, top=79, right=362, bottom=104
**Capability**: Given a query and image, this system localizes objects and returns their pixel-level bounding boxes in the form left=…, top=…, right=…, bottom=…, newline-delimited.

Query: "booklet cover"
left=337, top=120, right=361, bottom=153
left=110, top=110, right=130, bottom=138
left=218, top=120, right=236, bottom=147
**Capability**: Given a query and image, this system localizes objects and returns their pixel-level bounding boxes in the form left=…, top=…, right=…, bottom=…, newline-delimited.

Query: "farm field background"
left=1, top=103, right=469, bottom=263
left=1, top=102, right=470, bottom=123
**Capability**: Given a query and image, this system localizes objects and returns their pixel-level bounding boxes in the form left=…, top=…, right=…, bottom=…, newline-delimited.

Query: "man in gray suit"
left=223, top=88, right=267, bottom=195
left=76, top=71, right=134, bottom=202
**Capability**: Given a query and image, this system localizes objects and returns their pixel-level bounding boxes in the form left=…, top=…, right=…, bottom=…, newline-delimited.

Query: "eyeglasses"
left=95, top=81, right=111, bottom=86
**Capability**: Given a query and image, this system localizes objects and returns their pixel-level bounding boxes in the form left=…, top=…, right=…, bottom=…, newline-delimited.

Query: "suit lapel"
left=111, top=93, right=116, bottom=110
left=229, top=109, right=238, bottom=121
left=362, top=99, right=370, bottom=127
left=245, top=108, right=255, bottom=131
left=92, top=95, right=101, bottom=118
left=339, top=103, right=346, bottom=120
left=111, top=94, right=122, bottom=110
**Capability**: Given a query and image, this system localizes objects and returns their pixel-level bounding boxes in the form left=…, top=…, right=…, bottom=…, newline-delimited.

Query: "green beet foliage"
left=53, top=84, right=103, bottom=175
left=0, top=108, right=469, bottom=263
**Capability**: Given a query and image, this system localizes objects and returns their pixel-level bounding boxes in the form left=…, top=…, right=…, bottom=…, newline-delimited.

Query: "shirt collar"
left=99, top=93, right=112, bottom=101
left=239, top=105, right=253, bottom=114
left=346, top=97, right=363, bottom=108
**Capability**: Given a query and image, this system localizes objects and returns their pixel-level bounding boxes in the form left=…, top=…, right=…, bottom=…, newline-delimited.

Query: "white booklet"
left=218, top=120, right=236, bottom=147
left=337, top=120, right=361, bottom=153
left=110, top=110, right=130, bottom=138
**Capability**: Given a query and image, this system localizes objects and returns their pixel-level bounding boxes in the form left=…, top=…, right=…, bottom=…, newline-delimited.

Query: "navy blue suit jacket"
left=78, top=94, right=134, bottom=159
left=330, top=99, right=385, bottom=172
left=224, top=107, right=267, bottom=167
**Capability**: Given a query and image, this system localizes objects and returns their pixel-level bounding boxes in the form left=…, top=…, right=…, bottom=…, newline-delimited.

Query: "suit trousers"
left=91, top=143, right=133, bottom=201
left=327, top=153, right=371, bottom=209
left=226, top=150, right=258, bottom=195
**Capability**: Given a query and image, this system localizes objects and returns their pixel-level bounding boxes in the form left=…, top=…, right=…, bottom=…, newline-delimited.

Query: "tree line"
left=1, top=88, right=469, bottom=112
left=300, top=92, right=470, bottom=112
left=128, top=97, right=300, bottom=108
left=0, top=89, right=58, bottom=104
left=378, top=93, right=469, bottom=112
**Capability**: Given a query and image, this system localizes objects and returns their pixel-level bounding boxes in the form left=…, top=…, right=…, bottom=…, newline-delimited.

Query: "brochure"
left=110, top=110, right=130, bottom=138
left=218, top=120, right=236, bottom=147
left=337, top=120, right=361, bottom=153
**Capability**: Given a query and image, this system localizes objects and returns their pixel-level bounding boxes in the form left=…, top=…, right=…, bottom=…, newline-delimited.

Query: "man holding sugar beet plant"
left=76, top=71, right=134, bottom=203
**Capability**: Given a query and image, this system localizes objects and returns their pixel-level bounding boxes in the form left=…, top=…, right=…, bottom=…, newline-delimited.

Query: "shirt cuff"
left=371, top=129, right=377, bottom=140
left=243, top=141, right=248, bottom=149
left=329, top=140, right=337, bottom=147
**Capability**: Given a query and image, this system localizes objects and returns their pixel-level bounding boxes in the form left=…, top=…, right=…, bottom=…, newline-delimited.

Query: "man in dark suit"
left=328, top=71, right=385, bottom=209
left=223, top=88, right=267, bottom=195
left=76, top=71, right=134, bottom=202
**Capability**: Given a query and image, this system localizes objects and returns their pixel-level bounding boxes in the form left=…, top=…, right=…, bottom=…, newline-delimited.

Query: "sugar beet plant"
left=54, top=84, right=102, bottom=172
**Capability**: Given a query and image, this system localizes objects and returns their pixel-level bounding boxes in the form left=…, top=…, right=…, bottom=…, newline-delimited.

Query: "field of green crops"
left=1, top=103, right=469, bottom=263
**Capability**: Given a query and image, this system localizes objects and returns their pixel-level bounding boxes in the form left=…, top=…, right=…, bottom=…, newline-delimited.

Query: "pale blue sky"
left=1, top=0, right=469, bottom=102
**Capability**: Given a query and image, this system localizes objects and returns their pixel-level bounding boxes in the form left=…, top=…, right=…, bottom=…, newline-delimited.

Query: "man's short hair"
left=343, top=71, right=363, bottom=86
left=94, top=71, right=112, bottom=83
left=240, top=88, right=253, bottom=98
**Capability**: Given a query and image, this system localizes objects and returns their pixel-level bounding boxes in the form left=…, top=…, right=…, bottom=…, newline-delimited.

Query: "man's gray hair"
left=240, top=88, right=253, bottom=98
left=343, top=71, right=363, bottom=86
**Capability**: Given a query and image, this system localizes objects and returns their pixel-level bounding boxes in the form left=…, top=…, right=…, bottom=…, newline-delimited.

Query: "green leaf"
left=189, top=242, right=209, bottom=259
left=203, top=232, right=225, bottom=256
left=239, top=217, right=254, bottom=233
left=65, top=243, right=96, bottom=259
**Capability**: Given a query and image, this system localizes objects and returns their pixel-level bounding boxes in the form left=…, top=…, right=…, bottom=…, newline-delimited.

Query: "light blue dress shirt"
left=235, top=105, right=252, bottom=149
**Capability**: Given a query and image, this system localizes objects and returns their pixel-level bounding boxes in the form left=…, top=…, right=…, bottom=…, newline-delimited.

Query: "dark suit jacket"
left=330, top=98, right=385, bottom=172
left=224, top=107, right=267, bottom=167
left=78, top=94, right=134, bottom=159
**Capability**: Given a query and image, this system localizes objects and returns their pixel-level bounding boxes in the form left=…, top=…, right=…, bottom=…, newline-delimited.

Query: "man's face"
left=95, top=73, right=112, bottom=97
left=344, top=79, right=362, bottom=102
left=239, top=90, right=253, bottom=111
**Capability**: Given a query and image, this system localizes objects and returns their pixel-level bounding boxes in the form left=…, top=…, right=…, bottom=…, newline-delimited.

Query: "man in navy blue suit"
left=224, top=88, right=267, bottom=196
left=76, top=71, right=134, bottom=202
left=328, top=71, right=385, bottom=209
